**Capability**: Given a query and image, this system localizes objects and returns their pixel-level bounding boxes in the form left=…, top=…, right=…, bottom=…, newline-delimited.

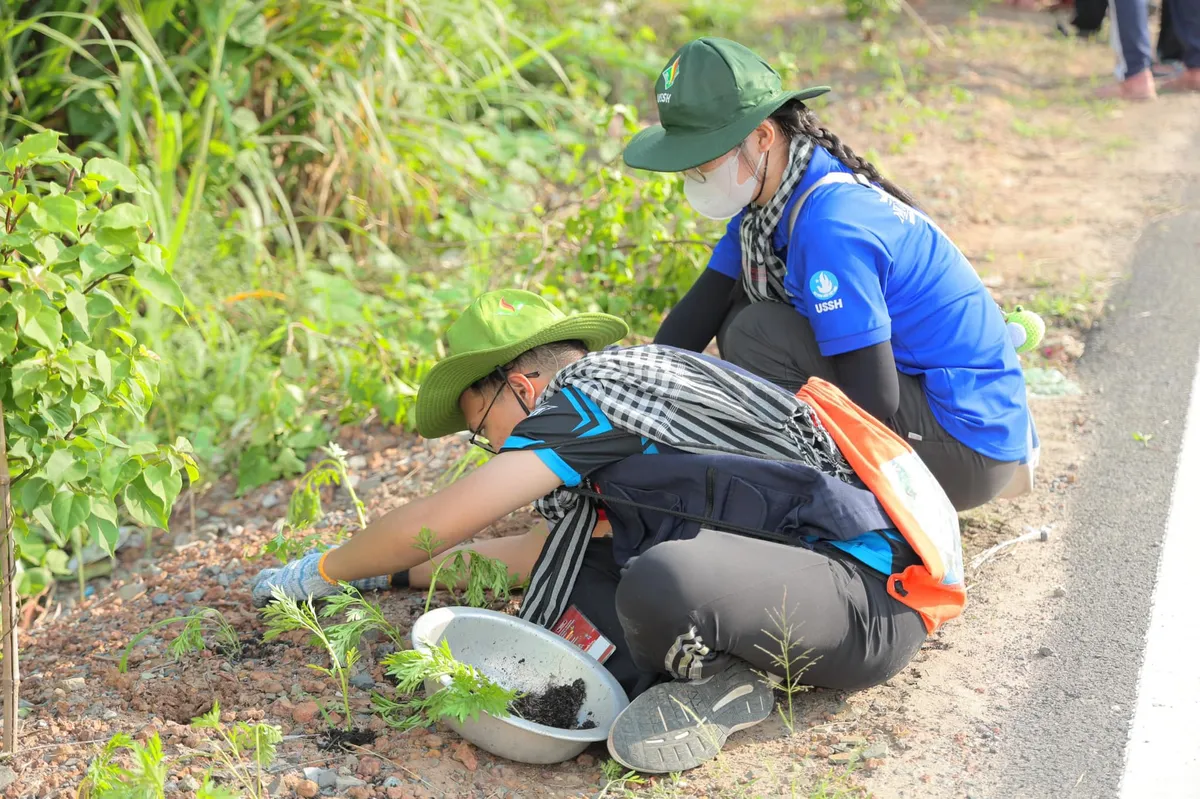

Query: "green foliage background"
left=1, top=0, right=904, bottom=594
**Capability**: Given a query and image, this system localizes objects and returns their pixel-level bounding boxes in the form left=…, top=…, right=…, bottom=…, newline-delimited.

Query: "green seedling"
left=414, top=527, right=521, bottom=613
left=81, top=701, right=281, bottom=799
left=190, top=700, right=283, bottom=799
left=82, top=732, right=169, bottom=798
left=118, top=607, right=242, bottom=673
left=597, top=757, right=647, bottom=796
left=321, top=583, right=405, bottom=652
left=256, top=527, right=347, bottom=564
left=753, top=589, right=817, bottom=734
left=1133, top=432, right=1154, bottom=446
left=375, top=639, right=518, bottom=729
left=288, top=444, right=368, bottom=531
left=260, top=586, right=358, bottom=730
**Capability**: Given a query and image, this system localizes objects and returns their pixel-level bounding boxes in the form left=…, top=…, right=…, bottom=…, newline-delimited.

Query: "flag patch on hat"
left=661, top=57, right=680, bottom=90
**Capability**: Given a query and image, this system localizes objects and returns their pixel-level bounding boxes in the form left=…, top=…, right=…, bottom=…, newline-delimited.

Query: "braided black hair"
left=768, top=99, right=919, bottom=208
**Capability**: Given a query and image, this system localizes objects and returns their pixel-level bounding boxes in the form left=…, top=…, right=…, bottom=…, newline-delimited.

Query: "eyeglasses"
left=682, top=146, right=742, bottom=183
left=468, top=368, right=539, bottom=454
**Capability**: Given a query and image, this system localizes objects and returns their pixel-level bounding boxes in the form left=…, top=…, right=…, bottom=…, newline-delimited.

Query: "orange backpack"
left=797, top=378, right=966, bottom=633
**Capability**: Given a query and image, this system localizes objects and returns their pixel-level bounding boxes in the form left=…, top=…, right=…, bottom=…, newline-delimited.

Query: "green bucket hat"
left=414, top=289, right=629, bottom=439
left=623, top=37, right=830, bottom=173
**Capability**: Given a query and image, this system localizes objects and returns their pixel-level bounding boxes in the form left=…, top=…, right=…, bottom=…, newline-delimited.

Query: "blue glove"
left=251, top=550, right=394, bottom=607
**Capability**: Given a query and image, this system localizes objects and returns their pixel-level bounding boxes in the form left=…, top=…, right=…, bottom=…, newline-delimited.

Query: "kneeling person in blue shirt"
left=625, top=37, right=1038, bottom=511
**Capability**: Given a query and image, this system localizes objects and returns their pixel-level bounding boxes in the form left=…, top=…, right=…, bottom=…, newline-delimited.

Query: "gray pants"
left=717, top=300, right=1016, bottom=512
left=571, top=535, right=926, bottom=699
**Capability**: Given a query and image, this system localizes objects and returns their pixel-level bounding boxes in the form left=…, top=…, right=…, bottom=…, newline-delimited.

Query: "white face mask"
left=683, top=142, right=765, bottom=220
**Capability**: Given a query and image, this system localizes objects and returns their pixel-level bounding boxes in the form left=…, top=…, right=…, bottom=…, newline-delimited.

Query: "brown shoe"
left=1095, top=69, right=1157, bottom=101
left=1159, top=68, right=1200, bottom=93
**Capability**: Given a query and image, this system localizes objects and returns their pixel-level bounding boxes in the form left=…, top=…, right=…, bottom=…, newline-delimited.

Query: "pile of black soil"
left=317, top=727, right=378, bottom=751
left=510, top=677, right=595, bottom=730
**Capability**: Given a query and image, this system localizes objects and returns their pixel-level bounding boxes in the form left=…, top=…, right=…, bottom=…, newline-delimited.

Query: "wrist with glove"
left=251, top=548, right=408, bottom=607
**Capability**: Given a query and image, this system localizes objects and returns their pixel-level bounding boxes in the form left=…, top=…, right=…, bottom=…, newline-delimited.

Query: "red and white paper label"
left=552, top=605, right=616, bottom=664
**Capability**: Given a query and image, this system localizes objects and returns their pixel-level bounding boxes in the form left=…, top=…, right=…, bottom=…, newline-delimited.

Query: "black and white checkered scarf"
left=739, top=136, right=813, bottom=303
left=518, top=344, right=854, bottom=628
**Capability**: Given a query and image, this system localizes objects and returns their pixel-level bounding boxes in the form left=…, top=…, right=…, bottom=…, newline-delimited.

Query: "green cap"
left=623, top=38, right=830, bottom=173
left=413, top=289, right=629, bottom=439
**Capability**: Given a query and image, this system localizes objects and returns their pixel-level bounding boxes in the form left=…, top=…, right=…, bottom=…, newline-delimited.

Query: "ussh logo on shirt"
left=810, top=271, right=842, bottom=313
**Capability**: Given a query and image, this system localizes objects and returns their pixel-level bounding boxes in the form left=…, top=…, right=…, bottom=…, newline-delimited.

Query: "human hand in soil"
left=251, top=549, right=390, bottom=606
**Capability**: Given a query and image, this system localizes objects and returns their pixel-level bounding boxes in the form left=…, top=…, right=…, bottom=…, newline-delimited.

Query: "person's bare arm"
left=407, top=518, right=612, bottom=589
left=320, top=450, right=561, bottom=582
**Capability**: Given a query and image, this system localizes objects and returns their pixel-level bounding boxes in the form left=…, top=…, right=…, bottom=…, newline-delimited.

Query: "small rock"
left=863, top=742, right=889, bottom=759
left=336, top=775, right=367, bottom=790
left=349, top=672, right=375, bottom=690
left=182, top=590, right=204, bottom=603
left=357, top=757, right=381, bottom=778
left=261, top=681, right=285, bottom=694
left=829, top=751, right=858, bottom=764
left=838, top=735, right=868, bottom=746
left=216, top=573, right=233, bottom=588
left=292, top=702, right=320, bottom=725
left=151, top=593, right=171, bottom=606
left=453, top=742, right=478, bottom=771
left=118, top=582, right=148, bottom=601
left=294, top=779, right=320, bottom=798
left=164, top=781, right=180, bottom=794
left=180, top=775, right=200, bottom=791
left=303, top=767, right=337, bottom=789
left=1052, top=586, right=1068, bottom=598
left=347, top=455, right=369, bottom=470
left=58, top=676, right=86, bottom=692
left=0, top=766, right=18, bottom=790
left=1037, top=646, right=1055, bottom=657
left=347, top=788, right=371, bottom=799
left=383, top=777, right=403, bottom=788
left=261, top=493, right=281, bottom=510
left=386, top=789, right=406, bottom=799
left=575, top=753, right=595, bottom=768
left=425, top=734, right=444, bottom=749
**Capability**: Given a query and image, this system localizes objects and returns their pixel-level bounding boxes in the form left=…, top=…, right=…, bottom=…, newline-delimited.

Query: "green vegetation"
left=377, top=638, right=519, bottom=729
left=414, top=526, right=521, bottom=613
left=82, top=701, right=281, bottom=799
left=118, top=606, right=243, bottom=672
left=260, top=585, right=360, bottom=730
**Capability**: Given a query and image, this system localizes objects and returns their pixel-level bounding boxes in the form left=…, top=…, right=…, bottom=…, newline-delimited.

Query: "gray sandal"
left=606, top=660, right=775, bottom=773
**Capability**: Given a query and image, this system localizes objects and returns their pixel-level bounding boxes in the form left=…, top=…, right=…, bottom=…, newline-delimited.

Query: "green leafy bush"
left=0, top=131, right=194, bottom=597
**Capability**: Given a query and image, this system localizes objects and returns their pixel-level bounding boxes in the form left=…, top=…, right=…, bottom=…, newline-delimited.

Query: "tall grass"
left=2, top=0, right=707, bottom=494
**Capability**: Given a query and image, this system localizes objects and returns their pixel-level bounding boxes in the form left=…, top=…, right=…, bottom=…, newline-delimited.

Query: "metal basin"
left=410, top=606, right=628, bottom=764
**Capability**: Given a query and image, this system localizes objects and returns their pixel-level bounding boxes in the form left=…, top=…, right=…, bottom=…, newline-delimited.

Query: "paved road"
left=988, top=138, right=1200, bottom=797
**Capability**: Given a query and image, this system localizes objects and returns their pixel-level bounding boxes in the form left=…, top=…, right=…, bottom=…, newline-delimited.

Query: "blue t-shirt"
left=501, top=376, right=917, bottom=577
left=707, top=147, right=1030, bottom=462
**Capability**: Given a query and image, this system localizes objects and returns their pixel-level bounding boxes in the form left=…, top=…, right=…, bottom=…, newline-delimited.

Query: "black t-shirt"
left=498, top=385, right=651, bottom=486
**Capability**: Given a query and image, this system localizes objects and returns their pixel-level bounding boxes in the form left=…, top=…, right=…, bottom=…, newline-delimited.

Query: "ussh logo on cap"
left=657, top=57, right=680, bottom=104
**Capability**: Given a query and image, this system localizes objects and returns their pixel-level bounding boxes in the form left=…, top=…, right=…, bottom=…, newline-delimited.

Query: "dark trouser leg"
left=615, top=529, right=927, bottom=692
left=564, top=538, right=660, bottom=699
left=1159, top=0, right=1184, bottom=61
left=1166, top=0, right=1200, bottom=67
left=1110, top=0, right=1154, bottom=77
left=1073, top=0, right=1109, bottom=33
left=717, top=301, right=1017, bottom=511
